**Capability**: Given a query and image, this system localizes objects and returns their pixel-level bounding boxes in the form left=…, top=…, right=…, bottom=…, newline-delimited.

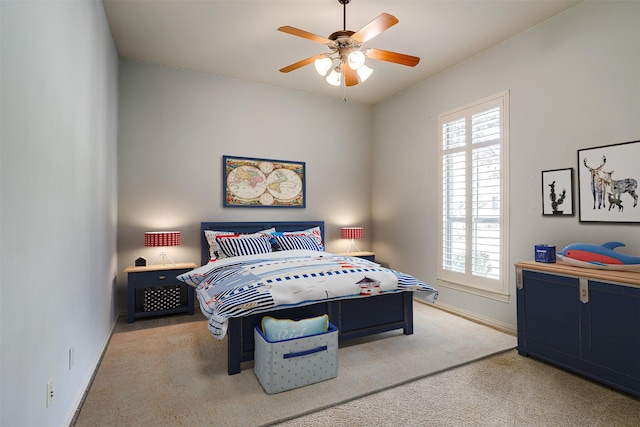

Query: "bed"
left=184, top=220, right=437, bottom=375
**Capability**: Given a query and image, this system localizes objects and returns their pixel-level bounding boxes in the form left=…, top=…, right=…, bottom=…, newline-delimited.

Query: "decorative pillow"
left=204, top=228, right=274, bottom=260
left=272, top=226, right=324, bottom=251
left=215, top=235, right=272, bottom=258
left=261, top=314, right=329, bottom=342
left=273, top=234, right=322, bottom=252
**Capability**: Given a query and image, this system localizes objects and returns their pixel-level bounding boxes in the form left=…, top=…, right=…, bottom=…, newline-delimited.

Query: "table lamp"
left=341, top=227, right=363, bottom=253
left=144, top=231, right=180, bottom=265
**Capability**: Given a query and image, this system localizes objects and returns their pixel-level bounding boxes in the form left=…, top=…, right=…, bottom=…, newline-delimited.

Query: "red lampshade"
left=341, top=227, right=364, bottom=240
left=144, top=231, right=181, bottom=247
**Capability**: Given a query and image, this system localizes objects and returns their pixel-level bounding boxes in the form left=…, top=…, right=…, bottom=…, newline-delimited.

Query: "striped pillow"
left=215, top=235, right=272, bottom=257
left=274, top=226, right=324, bottom=251
left=274, top=234, right=322, bottom=252
left=204, top=228, right=274, bottom=260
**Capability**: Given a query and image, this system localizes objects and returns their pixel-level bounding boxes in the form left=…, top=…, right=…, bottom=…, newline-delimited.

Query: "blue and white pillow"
left=272, top=226, right=324, bottom=251
left=274, top=234, right=322, bottom=252
left=215, top=235, right=272, bottom=258
left=204, top=228, right=274, bottom=260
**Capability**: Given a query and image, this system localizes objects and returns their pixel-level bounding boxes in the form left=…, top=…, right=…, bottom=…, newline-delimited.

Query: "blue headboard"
left=200, top=221, right=325, bottom=265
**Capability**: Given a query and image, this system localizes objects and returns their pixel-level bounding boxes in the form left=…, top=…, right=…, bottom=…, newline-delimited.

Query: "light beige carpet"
left=273, top=349, right=640, bottom=427
left=73, top=302, right=516, bottom=427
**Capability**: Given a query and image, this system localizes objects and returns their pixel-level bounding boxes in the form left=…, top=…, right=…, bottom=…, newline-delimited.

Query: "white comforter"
left=177, top=250, right=438, bottom=339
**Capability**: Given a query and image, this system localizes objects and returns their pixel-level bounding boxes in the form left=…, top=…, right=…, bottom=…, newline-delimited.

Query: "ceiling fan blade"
left=279, top=54, right=328, bottom=73
left=351, top=13, right=399, bottom=44
left=278, top=26, right=333, bottom=44
left=366, top=48, right=420, bottom=67
left=342, top=63, right=359, bottom=87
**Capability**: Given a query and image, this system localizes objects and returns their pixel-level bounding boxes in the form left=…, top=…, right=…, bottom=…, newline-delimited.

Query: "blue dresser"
left=515, top=261, right=640, bottom=397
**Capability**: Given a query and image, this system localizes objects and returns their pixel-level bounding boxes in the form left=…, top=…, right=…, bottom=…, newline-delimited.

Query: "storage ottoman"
left=254, top=323, right=338, bottom=394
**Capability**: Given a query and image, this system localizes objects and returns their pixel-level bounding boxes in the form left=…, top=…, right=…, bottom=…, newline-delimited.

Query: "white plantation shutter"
left=438, top=92, right=509, bottom=300
left=442, top=120, right=466, bottom=274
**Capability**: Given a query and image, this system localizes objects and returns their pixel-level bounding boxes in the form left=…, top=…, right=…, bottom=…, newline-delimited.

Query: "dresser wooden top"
left=515, top=260, right=640, bottom=287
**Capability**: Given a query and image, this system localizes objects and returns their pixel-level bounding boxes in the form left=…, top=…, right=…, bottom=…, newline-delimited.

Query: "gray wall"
left=372, top=0, right=640, bottom=330
left=1, top=1, right=119, bottom=426
left=116, top=61, right=374, bottom=309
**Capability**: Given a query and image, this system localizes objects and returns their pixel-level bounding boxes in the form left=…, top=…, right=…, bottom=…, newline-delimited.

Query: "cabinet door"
left=521, top=270, right=581, bottom=358
left=589, top=280, right=640, bottom=379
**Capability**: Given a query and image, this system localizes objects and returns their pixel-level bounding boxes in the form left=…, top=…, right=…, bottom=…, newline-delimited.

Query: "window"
left=437, top=92, right=509, bottom=301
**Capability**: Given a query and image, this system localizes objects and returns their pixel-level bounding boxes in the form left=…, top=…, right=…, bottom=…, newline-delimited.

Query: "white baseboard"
left=415, top=299, right=517, bottom=336
left=65, top=319, right=118, bottom=426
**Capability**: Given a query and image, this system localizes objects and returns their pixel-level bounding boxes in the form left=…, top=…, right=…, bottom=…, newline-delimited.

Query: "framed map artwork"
left=223, top=155, right=306, bottom=208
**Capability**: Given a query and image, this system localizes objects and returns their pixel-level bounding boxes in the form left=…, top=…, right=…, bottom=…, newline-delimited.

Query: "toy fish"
left=557, top=241, right=640, bottom=271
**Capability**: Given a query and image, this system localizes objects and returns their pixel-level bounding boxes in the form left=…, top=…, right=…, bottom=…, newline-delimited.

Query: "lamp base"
left=345, top=240, right=362, bottom=254
left=150, top=251, right=176, bottom=266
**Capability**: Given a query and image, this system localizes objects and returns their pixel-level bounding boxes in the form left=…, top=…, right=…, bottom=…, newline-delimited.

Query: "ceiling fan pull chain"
left=343, top=69, right=347, bottom=102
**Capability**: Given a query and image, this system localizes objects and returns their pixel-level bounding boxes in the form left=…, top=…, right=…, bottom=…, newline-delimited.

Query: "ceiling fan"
left=278, top=0, right=420, bottom=87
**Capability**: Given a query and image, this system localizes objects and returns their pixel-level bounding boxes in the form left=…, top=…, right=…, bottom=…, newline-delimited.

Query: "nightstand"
left=125, top=262, right=197, bottom=323
left=337, top=251, right=375, bottom=262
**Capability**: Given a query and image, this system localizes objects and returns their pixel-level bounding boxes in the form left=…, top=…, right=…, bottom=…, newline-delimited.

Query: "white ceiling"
left=103, top=0, right=581, bottom=105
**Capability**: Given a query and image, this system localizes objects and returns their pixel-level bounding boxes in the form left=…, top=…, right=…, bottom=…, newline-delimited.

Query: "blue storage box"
left=254, top=322, right=338, bottom=394
left=535, top=245, right=556, bottom=263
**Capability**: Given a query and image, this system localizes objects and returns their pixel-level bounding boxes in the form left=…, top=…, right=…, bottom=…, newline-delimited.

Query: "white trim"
left=65, top=320, right=118, bottom=426
left=416, top=299, right=516, bottom=336
left=436, top=278, right=510, bottom=303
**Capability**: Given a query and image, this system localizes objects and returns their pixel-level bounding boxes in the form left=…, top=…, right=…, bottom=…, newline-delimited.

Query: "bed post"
left=403, top=292, right=414, bottom=335
left=227, top=318, right=242, bottom=375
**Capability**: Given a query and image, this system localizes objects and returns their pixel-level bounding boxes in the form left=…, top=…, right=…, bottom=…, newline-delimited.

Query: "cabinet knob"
left=158, top=275, right=166, bottom=280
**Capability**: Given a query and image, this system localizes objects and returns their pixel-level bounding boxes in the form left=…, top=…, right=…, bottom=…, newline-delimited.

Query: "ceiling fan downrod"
left=338, top=0, right=350, bottom=31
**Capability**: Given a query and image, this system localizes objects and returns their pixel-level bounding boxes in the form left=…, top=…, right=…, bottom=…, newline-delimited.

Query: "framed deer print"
left=542, top=168, right=574, bottom=216
left=578, top=140, right=640, bottom=223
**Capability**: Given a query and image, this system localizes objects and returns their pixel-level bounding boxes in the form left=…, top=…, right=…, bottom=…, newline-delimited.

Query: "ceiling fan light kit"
left=347, top=50, right=365, bottom=70
left=326, top=68, right=342, bottom=86
left=278, top=0, right=419, bottom=88
left=314, top=56, right=333, bottom=76
left=356, top=64, right=374, bottom=82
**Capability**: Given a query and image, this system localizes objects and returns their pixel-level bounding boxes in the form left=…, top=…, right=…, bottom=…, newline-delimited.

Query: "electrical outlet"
left=69, top=345, right=75, bottom=370
left=46, top=379, right=53, bottom=407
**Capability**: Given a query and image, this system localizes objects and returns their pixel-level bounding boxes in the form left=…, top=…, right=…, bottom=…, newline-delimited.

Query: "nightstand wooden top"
left=336, top=251, right=375, bottom=257
left=124, top=262, right=197, bottom=273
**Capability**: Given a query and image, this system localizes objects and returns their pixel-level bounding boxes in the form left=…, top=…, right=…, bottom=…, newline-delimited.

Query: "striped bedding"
left=177, top=250, right=438, bottom=340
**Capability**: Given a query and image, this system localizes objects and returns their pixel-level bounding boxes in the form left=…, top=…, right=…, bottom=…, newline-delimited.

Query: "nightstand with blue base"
left=125, top=262, right=197, bottom=323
